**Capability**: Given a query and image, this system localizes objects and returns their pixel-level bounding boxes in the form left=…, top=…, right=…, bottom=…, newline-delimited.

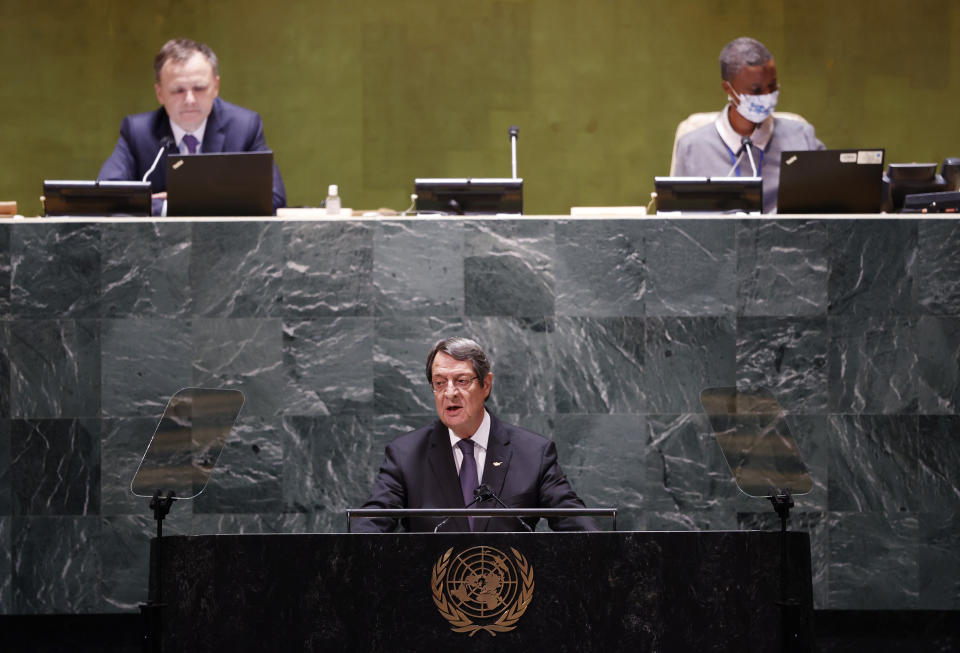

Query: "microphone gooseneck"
left=431, top=483, right=533, bottom=533
left=509, top=125, right=519, bottom=180
left=142, top=136, right=175, bottom=184
left=741, top=136, right=759, bottom=177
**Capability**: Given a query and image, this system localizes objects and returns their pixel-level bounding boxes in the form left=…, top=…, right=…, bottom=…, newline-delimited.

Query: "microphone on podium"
left=741, top=136, right=759, bottom=177
left=431, top=483, right=534, bottom=533
left=509, top=125, right=519, bottom=180
left=142, top=136, right=175, bottom=184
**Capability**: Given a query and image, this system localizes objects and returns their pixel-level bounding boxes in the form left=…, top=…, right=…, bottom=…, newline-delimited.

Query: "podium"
left=154, top=531, right=812, bottom=652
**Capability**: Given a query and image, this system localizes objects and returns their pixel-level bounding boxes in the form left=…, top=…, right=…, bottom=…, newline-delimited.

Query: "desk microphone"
left=142, top=136, right=175, bottom=184
left=478, top=484, right=534, bottom=532
left=431, top=484, right=533, bottom=533
left=741, top=136, right=759, bottom=177
left=433, top=487, right=487, bottom=533
left=726, top=141, right=747, bottom=177
left=509, top=125, right=519, bottom=179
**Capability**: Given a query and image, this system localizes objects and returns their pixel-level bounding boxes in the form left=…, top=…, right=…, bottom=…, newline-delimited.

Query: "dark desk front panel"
left=157, top=531, right=812, bottom=652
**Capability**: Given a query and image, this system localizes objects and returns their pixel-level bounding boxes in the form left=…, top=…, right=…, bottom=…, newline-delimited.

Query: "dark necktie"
left=182, top=134, right=199, bottom=154
left=457, top=439, right=478, bottom=531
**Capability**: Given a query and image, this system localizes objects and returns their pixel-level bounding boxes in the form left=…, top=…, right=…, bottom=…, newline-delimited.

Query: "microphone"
left=741, top=136, right=758, bottom=177
left=726, top=141, right=747, bottom=177
left=508, top=125, right=519, bottom=179
left=142, top=136, right=175, bottom=184
left=433, top=489, right=486, bottom=533
left=477, top=483, right=534, bottom=532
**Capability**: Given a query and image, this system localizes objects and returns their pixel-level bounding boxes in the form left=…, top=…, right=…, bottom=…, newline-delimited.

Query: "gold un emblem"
left=431, top=545, right=534, bottom=636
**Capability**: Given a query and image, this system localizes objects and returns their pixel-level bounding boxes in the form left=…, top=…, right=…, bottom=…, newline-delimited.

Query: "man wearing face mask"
left=673, top=37, right=825, bottom=213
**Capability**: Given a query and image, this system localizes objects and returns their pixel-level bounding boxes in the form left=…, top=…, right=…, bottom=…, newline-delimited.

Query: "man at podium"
left=355, top=337, right=596, bottom=533
left=98, top=38, right=286, bottom=214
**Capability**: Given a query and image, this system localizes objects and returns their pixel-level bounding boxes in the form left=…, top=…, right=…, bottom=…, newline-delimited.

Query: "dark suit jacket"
left=98, top=97, right=286, bottom=212
left=355, top=414, right=597, bottom=533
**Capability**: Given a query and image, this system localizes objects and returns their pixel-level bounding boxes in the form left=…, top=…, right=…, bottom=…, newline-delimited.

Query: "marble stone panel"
left=100, top=222, right=192, bottom=318
left=10, top=222, right=101, bottom=319
left=11, top=419, right=100, bottom=516
left=0, top=322, right=9, bottom=418
left=645, top=219, right=736, bottom=316
left=736, top=219, right=829, bottom=317
left=644, top=413, right=750, bottom=516
left=193, top=318, right=284, bottom=418
left=0, top=420, right=9, bottom=515
left=281, top=413, right=376, bottom=521
left=736, top=316, right=829, bottom=415
left=190, top=512, right=301, bottom=535
left=98, top=514, right=152, bottom=612
left=283, top=221, right=374, bottom=317
left=780, top=415, right=830, bottom=512
left=919, top=512, right=960, bottom=609
left=553, top=413, right=645, bottom=531
left=554, top=220, right=645, bottom=317
left=827, top=414, right=920, bottom=512
left=0, top=516, right=9, bottom=613
left=0, top=225, right=9, bottom=319
left=193, top=415, right=284, bottom=514
left=12, top=516, right=103, bottom=613
left=9, top=319, right=101, bottom=419
left=644, top=316, right=736, bottom=414
left=827, top=219, right=920, bottom=317
left=372, top=221, right=462, bottom=316
left=915, top=415, right=960, bottom=511
left=554, top=316, right=645, bottom=414
left=190, top=221, right=283, bottom=317
left=917, top=219, right=960, bottom=316
left=916, top=316, right=960, bottom=413
left=283, top=316, right=374, bottom=416
left=464, top=316, right=555, bottom=415
left=373, top=316, right=465, bottom=414
left=645, top=508, right=741, bottom=531
left=100, top=318, right=193, bottom=418
left=828, top=315, right=920, bottom=414
left=827, top=511, right=919, bottom=609
left=100, top=418, right=159, bottom=517
left=464, top=220, right=554, bottom=317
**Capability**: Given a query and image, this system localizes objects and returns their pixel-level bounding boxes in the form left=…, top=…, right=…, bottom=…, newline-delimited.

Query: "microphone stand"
left=509, top=125, right=519, bottom=179
left=742, top=137, right=759, bottom=177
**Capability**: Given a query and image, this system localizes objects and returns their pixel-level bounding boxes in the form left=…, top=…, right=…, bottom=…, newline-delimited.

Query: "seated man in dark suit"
left=99, top=38, right=286, bottom=214
left=355, top=337, right=597, bottom=533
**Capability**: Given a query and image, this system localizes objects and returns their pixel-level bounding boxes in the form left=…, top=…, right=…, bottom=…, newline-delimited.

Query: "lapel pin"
left=492, top=461, right=503, bottom=467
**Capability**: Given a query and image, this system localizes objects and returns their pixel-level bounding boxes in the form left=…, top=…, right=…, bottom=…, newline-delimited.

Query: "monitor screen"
left=654, top=176, right=762, bottom=214
left=42, top=180, right=152, bottom=217
left=414, top=178, right=523, bottom=215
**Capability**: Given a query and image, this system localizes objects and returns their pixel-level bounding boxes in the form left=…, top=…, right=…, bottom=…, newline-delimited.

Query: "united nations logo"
left=431, top=546, right=534, bottom=636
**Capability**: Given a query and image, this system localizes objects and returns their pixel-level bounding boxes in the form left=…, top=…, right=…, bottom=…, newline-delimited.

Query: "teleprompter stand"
left=130, top=388, right=245, bottom=653
left=701, top=386, right=814, bottom=653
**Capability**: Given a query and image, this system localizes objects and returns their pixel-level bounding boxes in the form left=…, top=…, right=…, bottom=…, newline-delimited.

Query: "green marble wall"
left=1, top=0, right=958, bottom=216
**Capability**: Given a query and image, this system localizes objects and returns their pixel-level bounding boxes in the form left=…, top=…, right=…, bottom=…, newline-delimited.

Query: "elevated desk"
left=154, top=531, right=813, bottom=652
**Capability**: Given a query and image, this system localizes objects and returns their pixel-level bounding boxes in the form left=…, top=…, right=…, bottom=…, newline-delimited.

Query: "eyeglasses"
left=430, top=376, right=478, bottom=394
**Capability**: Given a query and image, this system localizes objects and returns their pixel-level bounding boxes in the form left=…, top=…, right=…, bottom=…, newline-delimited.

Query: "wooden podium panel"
left=155, top=531, right=812, bottom=652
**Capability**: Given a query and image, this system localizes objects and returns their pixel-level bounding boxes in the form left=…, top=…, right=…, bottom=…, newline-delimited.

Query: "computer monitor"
left=653, top=176, right=762, bottom=214
left=166, top=151, right=274, bottom=217
left=884, top=163, right=948, bottom=212
left=414, top=178, right=523, bottom=215
left=777, top=149, right=885, bottom=213
left=42, top=180, right=152, bottom=217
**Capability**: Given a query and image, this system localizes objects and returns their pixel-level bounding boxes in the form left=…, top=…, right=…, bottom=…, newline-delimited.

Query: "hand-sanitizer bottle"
left=325, top=184, right=341, bottom=216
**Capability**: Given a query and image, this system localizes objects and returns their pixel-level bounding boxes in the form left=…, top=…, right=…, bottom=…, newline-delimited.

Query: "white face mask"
left=731, top=89, right=779, bottom=123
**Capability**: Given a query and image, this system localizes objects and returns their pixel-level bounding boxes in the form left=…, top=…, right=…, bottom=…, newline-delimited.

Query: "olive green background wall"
left=1, top=0, right=958, bottom=216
